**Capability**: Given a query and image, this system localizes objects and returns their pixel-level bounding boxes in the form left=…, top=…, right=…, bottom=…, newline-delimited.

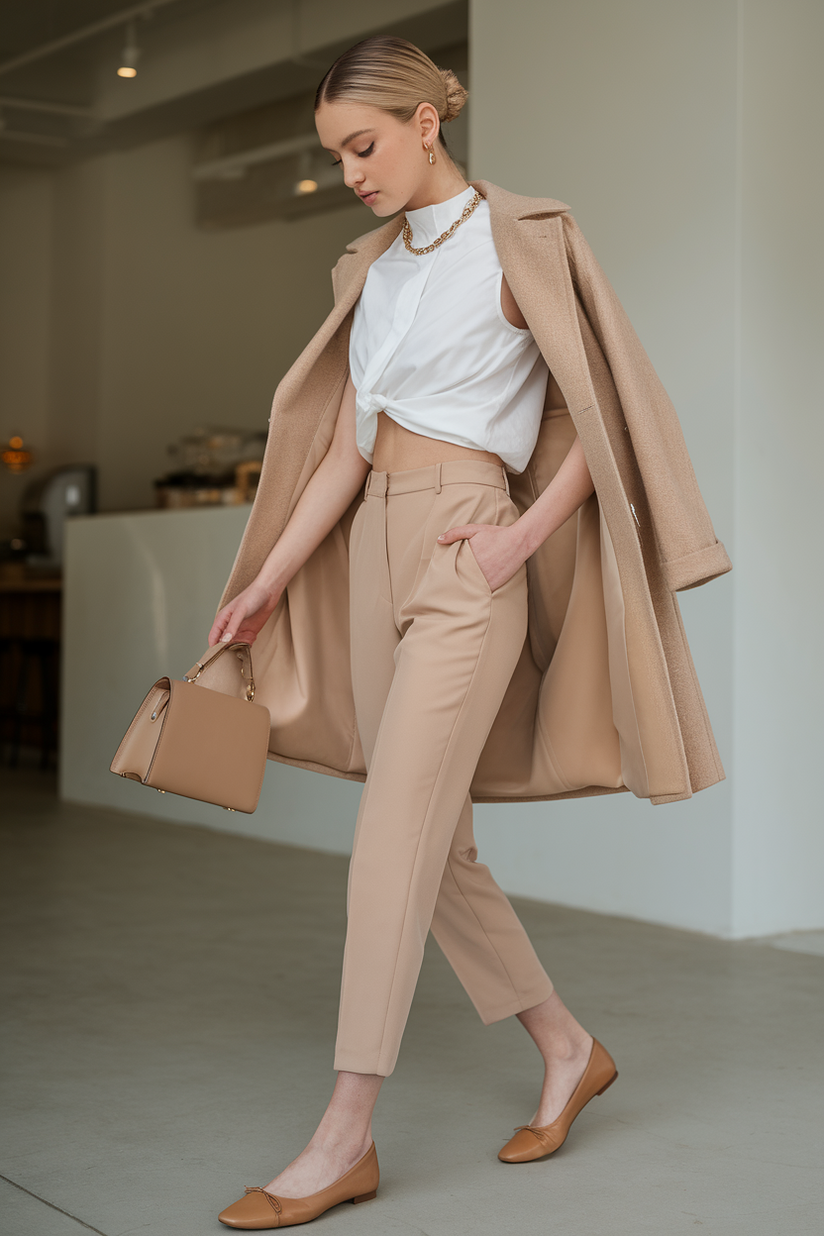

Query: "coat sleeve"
left=563, top=214, right=731, bottom=592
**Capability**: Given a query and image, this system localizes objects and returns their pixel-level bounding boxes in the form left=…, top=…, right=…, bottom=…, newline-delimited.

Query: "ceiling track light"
left=117, top=21, right=141, bottom=78
left=295, top=148, right=318, bottom=196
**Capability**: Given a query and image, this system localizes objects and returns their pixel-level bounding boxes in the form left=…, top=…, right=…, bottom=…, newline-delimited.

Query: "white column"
left=731, top=0, right=824, bottom=935
left=469, top=0, right=823, bottom=936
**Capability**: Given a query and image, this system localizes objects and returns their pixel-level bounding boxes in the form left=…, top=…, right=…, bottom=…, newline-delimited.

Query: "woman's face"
left=314, top=99, right=440, bottom=217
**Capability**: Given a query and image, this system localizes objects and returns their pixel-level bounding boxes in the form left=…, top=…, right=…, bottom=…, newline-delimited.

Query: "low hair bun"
left=439, top=67, right=468, bottom=122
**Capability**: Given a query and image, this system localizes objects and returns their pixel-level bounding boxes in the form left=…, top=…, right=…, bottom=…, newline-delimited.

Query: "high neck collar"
left=404, top=184, right=476, bottom=247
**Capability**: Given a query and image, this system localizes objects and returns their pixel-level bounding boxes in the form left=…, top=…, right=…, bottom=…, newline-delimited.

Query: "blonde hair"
left=315, top=36, right=468, bottom=154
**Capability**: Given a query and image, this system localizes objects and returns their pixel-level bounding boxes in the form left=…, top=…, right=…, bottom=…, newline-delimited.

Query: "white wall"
left=48, top=158, right=107, bottom=470
left=0, top=139, right=364, bottom=534
left=91, top=135, right=364, bottom=512
left=731, top=0, right=824, bottom=935
left=470, top=0, right=823, bottom=937
left=0, top=168, right=55, bottom=536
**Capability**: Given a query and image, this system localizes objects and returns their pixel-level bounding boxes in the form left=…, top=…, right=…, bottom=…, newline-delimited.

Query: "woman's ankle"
left=307, top=1070, right=382, bottom=1155
left=543, top=1029, right=592, bottom=1064
left=309, top=1121, right=373, bottom=1155
left=517, top=991, right=591, bottom=1064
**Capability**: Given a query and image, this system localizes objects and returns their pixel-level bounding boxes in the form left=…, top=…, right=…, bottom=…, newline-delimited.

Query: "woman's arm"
left=436, top=435, right=594, bottom=593
left=439, top=277, right=594, bottom=590
left=510, top=435, right=594, bottom=556
left=209, top=376, right=370, bottom=646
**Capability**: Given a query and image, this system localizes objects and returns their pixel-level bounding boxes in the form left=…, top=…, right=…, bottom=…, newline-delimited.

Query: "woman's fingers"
left=438, top=523, right=527, bottom=593
left=208, top=582, right=281, bottom=648
left=220, top=604, right=251, bottom=645
left=209, top=599, right=248, bottom=646
left=208, top=606, right=233, bottom=647
left=208, top=612, right=225, bottom=647
left=437, top=523, right=479, bottom=544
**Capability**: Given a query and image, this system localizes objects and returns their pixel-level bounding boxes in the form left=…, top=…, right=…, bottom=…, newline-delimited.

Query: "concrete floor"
left=1, top=769, right=822, bottom=1236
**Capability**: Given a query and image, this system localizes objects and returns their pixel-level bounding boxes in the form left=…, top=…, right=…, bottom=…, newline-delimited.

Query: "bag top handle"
left=184, top=642, right=256, bottom=701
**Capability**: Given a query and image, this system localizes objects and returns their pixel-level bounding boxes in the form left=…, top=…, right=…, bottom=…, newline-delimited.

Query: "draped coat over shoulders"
left=213, top=180, right=731, bottom=806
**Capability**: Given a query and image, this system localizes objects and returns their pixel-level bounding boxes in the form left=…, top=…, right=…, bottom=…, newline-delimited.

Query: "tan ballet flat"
left=498, top=1038, right=618, bottom=1163
left=218, top=1141, right=379, bottom=1229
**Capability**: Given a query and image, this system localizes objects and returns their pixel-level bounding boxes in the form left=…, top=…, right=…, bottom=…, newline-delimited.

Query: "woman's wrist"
left=513, top=464, right=594, bottom=557
left=257, top=556, right=289, bottom=600
left=511, top=509, right=548, bottom=560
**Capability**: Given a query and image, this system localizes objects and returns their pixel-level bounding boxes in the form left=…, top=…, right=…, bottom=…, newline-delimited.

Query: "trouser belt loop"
left=366, top=469, right=388, bottom=498
left=501, top=465, right=510, bottom=496
left=434, top=462, right=443, bottom=494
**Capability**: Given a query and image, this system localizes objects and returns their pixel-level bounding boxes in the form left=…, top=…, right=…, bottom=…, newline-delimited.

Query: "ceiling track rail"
left=0, top=95, right=95, bottom=118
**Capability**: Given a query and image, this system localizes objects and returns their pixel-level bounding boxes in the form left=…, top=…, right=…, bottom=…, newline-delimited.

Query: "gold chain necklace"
left=402, top=189, right=483, bottom=255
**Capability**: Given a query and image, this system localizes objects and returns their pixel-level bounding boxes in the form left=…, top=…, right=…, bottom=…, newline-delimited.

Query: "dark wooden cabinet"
left=0, top=574, right=62, bottom=766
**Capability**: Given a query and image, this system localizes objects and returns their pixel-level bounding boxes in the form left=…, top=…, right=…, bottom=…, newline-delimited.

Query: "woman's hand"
left=208, top=577, right=282, bottom=647
left=438, top=438, right=595, bottom=592
left=437, top=522, right=528, bottom=593
left=208, top=375, right=369, bottom=649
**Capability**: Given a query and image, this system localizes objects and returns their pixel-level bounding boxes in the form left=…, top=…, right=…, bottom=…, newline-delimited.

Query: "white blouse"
left=348, top=185, right=549, bottom=474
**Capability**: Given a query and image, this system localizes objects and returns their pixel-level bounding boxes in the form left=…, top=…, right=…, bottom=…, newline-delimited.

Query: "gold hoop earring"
left=427, top=144, right=436, bottom=165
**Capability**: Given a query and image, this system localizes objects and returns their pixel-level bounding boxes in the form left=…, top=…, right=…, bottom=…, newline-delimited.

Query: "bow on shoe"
left=243, top=1187, right=282, bottom=1215
left=512, top=1124, right=552, bottom=1144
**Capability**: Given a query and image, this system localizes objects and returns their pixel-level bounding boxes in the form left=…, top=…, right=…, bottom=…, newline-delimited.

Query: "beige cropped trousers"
left=335, top=460, right=553, bottom=1077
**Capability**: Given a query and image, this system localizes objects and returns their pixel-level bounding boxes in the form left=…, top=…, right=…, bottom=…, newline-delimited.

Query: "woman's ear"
left=415, top=100, right=441, bottom=147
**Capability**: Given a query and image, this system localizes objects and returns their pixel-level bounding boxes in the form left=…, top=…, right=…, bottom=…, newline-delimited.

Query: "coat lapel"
left=333, top=213, right=404, bottom=304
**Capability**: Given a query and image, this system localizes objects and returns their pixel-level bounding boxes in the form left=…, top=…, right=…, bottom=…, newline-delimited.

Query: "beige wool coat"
left=215, top=179, right=731, bottom=806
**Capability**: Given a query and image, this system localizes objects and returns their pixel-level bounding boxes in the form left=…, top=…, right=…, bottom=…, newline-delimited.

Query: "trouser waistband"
left=365, top=459, right=510, bottom=498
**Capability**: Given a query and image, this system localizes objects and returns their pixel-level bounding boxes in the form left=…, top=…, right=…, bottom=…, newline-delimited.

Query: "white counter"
left=61, top=506, right=361, bottom=851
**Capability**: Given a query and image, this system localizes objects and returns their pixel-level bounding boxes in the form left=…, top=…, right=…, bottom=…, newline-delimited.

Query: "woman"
left=213, top=36, right=729, bottom=1230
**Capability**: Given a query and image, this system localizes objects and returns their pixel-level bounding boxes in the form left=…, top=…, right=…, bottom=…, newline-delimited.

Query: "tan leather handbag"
left=110, top=642, right=270, bottom=814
